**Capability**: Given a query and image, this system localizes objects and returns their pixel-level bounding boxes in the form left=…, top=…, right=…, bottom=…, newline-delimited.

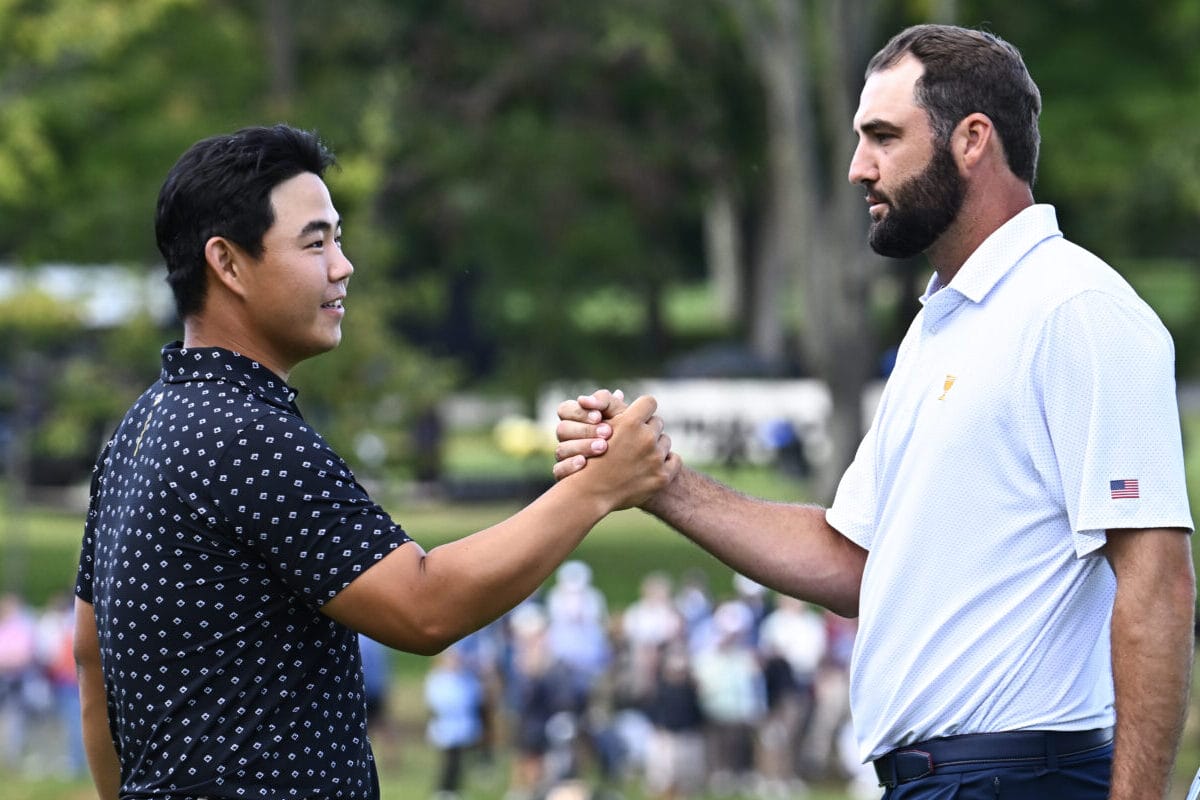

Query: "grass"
left=2, top=410, right=1200, bottom=799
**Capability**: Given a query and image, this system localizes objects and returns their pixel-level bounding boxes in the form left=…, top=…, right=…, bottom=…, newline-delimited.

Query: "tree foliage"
left=0, top=0, right=1196, bottom=485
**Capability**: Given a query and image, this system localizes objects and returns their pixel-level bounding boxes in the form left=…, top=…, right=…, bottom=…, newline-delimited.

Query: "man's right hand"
left=563, top=393, right=679, bottom=511
left=553, top=388, right=631, bottom=481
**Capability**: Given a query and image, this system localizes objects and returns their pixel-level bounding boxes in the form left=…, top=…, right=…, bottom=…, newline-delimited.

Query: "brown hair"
left=867, top=24, right=1042, bottom=185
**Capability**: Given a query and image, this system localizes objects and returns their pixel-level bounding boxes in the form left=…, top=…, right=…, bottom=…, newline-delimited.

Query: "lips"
left=321, top=298, right=344, bottom=309
left=865, top=192, right=888, bottom=220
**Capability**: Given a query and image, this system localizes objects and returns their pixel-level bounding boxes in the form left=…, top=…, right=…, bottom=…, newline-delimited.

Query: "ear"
left=203, top=236, right=250, bottom=299
left=952, top=112, right=995, bottom=173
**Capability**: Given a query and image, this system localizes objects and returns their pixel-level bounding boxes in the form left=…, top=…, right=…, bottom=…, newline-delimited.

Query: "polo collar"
left=920, top=204, right=1063, bottom=306
left=160, top=341, right=299, bottom=412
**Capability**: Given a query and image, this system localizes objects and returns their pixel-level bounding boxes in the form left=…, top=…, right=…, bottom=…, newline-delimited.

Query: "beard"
left=867, top=143, right=965, bottom=259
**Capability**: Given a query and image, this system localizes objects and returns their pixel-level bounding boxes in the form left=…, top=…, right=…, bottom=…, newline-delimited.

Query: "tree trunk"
left=703, top=179, right=744, bottom=325
left=263, top=0, right=296, bottom=115
left=725, top=0, right=813, bottom=370
left=800, top=0, right=884, bottom=502
left=725, top=0, right=884, bottom=501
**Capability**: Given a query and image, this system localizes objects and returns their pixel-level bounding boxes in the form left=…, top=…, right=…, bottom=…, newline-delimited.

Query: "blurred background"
left=0, top=1, right=1197, bottom=798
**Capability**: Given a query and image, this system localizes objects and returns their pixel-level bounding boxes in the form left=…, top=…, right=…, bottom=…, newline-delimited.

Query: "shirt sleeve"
left=211, top=410, right=412, bottom=606
left=75, top=440, right=114, bottom=604
left=1034, top=289, right=1194, bottom=556
left=826, top=419, right=879, bottom=551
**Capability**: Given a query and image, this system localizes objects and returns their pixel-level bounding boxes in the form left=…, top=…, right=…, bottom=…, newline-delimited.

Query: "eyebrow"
left=856, top=118, right=902, bottom=137
left=298, top=218, right=341, bottom=238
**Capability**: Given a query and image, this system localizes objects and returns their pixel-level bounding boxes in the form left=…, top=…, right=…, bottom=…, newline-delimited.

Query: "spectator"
left=757, top=595, right=827, bottom=783
left=691, top=601, right=765, bottom=795
left=673, top=569, right=713, bottom=633
left=506, top=603, right=588, bottom=800
left=802, top=611, right=857, bottom=780
left=545, top=560, right=611, bottom=694
left=425, top=645, right=485, bottom=800
left=619, top=571, right=685, bottom=708
left=643, top=644, right=706, bottom=800
left=455, top=620, right=507, bottom=767
left=506, top=604, right=544, bottom=798
left=36, top=592, right=86, bottom=775
left=730, top=574, right=771, bottom=643
left=0, top=593, right=36, bottom=769
left=358, top=632, right=399, bottom=769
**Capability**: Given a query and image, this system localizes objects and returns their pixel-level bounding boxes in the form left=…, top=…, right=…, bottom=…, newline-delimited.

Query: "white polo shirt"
left=826, top=204, right=1193, bottom=762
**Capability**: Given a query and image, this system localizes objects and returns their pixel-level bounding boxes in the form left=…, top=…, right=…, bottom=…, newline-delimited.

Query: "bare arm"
left=1106, top=527, right=1195, bottom=800
left=643, top=465, right=865, bottom=616
left=74, top=598, right=120, bottom=800
left=322, top=395, right=679, bottom=654
left=555, top=390, right=866, bottom=617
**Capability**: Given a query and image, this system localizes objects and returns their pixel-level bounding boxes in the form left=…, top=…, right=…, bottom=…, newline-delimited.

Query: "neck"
left=927, top=181, right=1035, bottom=285
left=182, top=317, right=292, bottom=382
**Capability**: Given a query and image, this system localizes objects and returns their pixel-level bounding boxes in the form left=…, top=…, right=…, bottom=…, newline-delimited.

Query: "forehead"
left=853, top=54, right=928, bottom=133
left=267, top=172, right=338, bottom=231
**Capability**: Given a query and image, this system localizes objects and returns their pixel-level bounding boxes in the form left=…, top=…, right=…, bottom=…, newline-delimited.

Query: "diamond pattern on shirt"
left=77, top=342, right=410, bottom=799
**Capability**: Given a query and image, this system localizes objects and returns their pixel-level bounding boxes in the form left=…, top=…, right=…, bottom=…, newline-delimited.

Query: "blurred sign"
left=538, top=379, right=883, bottom=467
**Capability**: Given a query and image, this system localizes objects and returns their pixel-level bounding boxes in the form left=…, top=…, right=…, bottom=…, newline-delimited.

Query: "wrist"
left=639, top=460, right=687, bottom=519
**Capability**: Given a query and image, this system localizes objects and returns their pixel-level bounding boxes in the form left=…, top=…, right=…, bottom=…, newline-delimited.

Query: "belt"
left=873, top=727, right=1114, bottom=788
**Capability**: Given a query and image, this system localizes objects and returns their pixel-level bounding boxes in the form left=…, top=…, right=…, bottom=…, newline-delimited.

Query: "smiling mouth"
left=321, top=299, right=344, bottom=309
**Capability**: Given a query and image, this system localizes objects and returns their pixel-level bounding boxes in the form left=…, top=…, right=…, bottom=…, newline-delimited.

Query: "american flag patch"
left=1110, top=479, right=1140, bottom=499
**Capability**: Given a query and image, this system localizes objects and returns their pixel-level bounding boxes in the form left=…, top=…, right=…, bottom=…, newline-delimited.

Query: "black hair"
left=155, top=124, right=336, bottom=318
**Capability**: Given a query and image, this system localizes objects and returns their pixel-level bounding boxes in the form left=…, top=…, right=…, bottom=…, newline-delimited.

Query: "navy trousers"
left=881, top=742, right=1112, bottom=799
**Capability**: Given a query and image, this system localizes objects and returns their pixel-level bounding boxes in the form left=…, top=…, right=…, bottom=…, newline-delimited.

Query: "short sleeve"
left=75, top=440, right=114, bottom=604
left=211, top=411, right=411, bottom=605
left=826, top=421, right=880, bottom=550
left=1035, top=290, right=1193, bottom=555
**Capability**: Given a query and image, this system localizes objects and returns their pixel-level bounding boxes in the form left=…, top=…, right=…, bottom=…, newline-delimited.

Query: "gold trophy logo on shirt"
left=938, top=375, right=956, bottom=401
left=133, top=392, right=165, bottom=456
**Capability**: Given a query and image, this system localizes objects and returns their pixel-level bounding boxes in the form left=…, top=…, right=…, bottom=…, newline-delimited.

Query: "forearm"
left=420, top=478, right=610, bottom=636
left=644, top=466, right=865, bottom=616
left=80, top=675, right=121, bottom=800
left=1108, top=533, right=1195, bottom=800
left=332, top=480, right=610, bottom=655
left=74, top=599, right=120, bottom=800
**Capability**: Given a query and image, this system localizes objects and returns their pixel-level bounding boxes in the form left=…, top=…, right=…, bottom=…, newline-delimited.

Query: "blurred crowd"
left=0, top=590, right=86, bottom=778
left=410, top=562, right=880, bottom=800
left=0, top=566, right=878, bottom=799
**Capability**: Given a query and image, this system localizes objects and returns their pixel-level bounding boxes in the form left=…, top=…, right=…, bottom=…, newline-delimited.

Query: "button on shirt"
left=76, top=343, right=412, bottom=799
left=826, top=205, right=1193, bottom=761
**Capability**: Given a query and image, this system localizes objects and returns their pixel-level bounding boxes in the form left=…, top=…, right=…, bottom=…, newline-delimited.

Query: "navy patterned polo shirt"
left=76, top=342, right=412, bottom=799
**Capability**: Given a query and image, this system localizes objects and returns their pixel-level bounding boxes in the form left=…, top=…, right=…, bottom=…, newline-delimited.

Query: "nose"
left=847, top=140, right=876, bottom=186
left=331, top=246, right=354, bottom=282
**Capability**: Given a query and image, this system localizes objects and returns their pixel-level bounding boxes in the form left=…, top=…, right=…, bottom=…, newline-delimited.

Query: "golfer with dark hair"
left=75, top=124, right=678, bottom=799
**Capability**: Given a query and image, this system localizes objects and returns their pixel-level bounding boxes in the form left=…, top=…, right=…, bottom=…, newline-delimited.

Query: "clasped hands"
left=553, top=389, right=681, bottom=507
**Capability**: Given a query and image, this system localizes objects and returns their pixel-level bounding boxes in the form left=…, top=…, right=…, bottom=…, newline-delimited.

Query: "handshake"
left=550, top=388, right=682, bottom=512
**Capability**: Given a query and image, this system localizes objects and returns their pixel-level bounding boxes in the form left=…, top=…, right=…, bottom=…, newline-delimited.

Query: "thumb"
left=615, top=394, right=658, bottom=427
